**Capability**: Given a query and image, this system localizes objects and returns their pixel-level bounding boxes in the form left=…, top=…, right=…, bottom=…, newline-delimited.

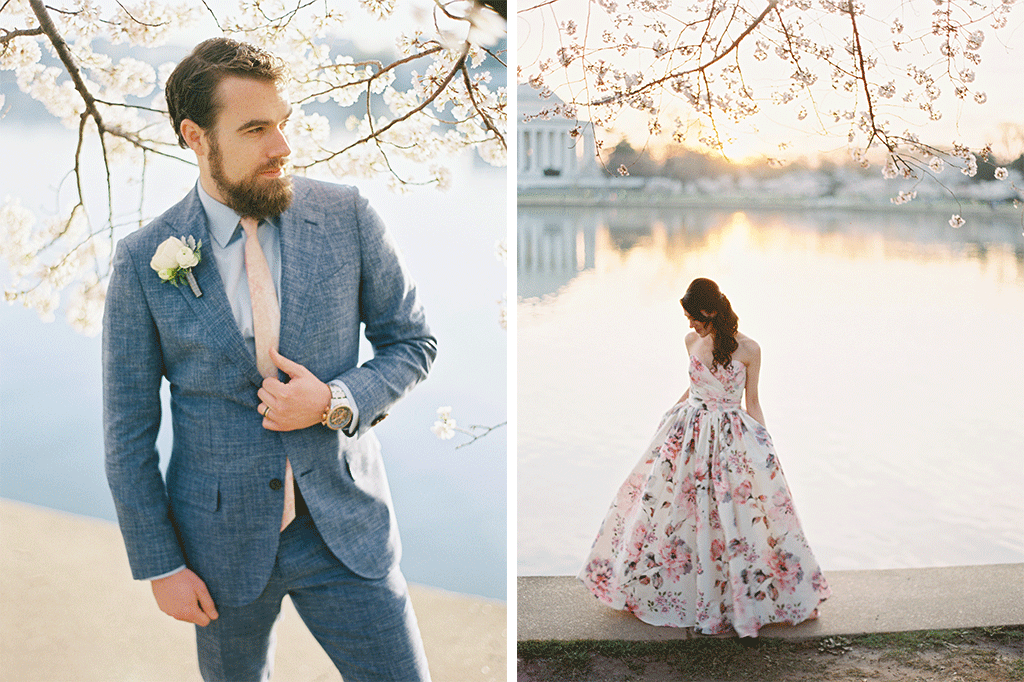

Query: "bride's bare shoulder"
left=735, top=333, right=761, bottom=364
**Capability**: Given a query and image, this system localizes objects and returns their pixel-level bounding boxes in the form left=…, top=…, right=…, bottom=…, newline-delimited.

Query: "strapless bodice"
left=687, top=354, right=744, bottom=411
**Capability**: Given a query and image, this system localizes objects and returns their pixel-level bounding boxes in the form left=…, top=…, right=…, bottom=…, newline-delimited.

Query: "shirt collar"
left=197, top=181, right=244, bottom=248
left=196, top=181, right=281, bottom=247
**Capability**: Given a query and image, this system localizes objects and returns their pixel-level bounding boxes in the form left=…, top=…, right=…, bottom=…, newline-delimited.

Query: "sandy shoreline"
left=0, top=498, right=505, bottom=682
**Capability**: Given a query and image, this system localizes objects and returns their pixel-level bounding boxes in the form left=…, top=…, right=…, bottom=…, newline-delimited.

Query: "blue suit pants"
left=195, top=514, right=430, bottom=681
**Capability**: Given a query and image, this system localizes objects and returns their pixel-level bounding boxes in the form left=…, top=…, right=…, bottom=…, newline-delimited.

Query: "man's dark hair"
left=165, top=37, right=286, bottom=149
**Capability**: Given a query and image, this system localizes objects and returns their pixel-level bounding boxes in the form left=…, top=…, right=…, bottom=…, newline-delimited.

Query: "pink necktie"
left=241, top=216, right=295, bottom=531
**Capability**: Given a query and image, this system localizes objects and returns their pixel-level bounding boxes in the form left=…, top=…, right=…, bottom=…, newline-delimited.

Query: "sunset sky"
left=517, top=0, right=1024, bottom=165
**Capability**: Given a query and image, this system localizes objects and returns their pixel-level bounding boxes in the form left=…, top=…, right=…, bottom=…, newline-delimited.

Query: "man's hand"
left=257, top=347, right=332, bottom=431
left=151, top=568, right=218, bottom=627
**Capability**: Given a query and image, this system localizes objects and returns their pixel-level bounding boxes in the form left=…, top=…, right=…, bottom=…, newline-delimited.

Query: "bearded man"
left=102, top=37, right=436, bottom=681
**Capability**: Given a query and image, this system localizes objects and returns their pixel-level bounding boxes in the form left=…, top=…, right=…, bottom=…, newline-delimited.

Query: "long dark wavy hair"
left=680, top=278, right=739, bottom=368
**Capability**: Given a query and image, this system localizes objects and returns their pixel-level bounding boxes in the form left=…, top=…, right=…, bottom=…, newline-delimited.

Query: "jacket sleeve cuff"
left=328, top=378, right=359, bottom=436
left=143, top=564, right=187, bottom=581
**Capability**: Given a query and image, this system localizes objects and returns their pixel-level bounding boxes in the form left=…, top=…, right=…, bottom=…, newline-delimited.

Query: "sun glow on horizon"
left=518, top=0, right=1024, bottom=167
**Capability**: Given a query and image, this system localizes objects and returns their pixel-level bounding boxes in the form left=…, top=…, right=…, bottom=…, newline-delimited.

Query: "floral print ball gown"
left=578, top=355, right=830, bottom=637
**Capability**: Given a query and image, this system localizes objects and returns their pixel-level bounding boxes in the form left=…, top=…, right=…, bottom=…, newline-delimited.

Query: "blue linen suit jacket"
left=102, top=177, right=436, bottom=607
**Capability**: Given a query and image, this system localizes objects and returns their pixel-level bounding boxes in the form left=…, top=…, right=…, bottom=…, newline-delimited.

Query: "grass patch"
left=518, top=627, right=1024, bottom=682
left=852, top=627, right=1024, bottom=667
left=853, top=629, right=968, bottom=664
left=855, top=628, right=967, bottom=650
left=519, top=637, right=822, bottom=681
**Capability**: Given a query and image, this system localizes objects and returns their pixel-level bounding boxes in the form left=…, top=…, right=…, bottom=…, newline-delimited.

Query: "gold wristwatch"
left=321, top=383, right=353, bottom=431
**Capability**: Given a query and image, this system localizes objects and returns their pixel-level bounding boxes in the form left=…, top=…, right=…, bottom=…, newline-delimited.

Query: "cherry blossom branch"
left=28, top=0, right=103, bottom=126
left=91, top=98, right=167, bottom=115
left=480, top=43, right=505, bottom=68
left=461, top=59, right=506, bottom=149
left=112, top=0, right=169, bottom=28
left=295, top=46, right=445, bottom=105
left=846, top=1, right=884, bottom=150
left=2, top=0, right=507, bottom=336
left=453, top=422, right=507, bottom=450
left=431, top=407, right=505, bottom=449
left=249, top=0, right=318, bottom=30
left=520, top=0, right=559, bottom=12
left=199, top=0, right=224, bottom=31
left=28, top=1, right=186, bottom=164
left=296, top=46, right=470, bottom=170
left=0, top=26, right=43, bottom=44
left=589, top=0, right=778, bottom=106
left=364, top=59, right=419, bottom=187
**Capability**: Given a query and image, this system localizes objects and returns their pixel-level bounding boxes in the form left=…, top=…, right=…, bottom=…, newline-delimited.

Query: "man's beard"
left=208, top=135, right=293, bottom=219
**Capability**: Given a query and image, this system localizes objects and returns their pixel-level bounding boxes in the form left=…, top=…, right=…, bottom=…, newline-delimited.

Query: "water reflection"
left=518, top=206, right=1024, bottom=300
left=517, top=205, right=1024, bottom=576
left=517, top=209, right=596, bottom=299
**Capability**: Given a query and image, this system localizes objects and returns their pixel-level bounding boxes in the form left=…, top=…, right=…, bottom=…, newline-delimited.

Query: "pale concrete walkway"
left=518, top=565, right=1024, bottom=641
left=0, top=499, right=505, bottom=681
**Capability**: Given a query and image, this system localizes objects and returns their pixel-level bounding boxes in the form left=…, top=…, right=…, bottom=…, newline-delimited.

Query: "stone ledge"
left=518, top=564, right=1024, bottom=642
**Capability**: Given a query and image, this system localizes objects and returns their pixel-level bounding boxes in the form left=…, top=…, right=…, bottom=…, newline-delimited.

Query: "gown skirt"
left=578, top=355, right=831, bottom=637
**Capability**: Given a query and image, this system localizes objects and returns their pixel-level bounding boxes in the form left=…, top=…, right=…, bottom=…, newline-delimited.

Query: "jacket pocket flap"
left=168, top=469, right=220, bottom=512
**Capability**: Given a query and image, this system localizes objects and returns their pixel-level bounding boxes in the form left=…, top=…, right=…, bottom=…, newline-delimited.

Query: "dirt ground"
left=517, top=627, right=1024, bottom=682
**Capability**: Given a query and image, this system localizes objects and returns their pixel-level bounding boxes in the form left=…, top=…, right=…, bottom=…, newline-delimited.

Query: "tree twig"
left=297, top=47, right=470, bottom=170
left=461, top=59, right=506, bottom=149
left=454, top=422, right=507, bottom=449
left=846, top=0, right=883, bottom=149
left=0, top=26, right=44, bottom=44
left=588, top=0, right=778, bottom=106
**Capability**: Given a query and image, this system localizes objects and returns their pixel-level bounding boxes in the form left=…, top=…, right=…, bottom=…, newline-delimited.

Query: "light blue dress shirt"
left=197, top=181, right=282, bottom=360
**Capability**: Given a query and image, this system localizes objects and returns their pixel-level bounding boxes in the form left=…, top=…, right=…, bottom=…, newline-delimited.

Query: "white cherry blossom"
left=519, top=0, right=1019, bottom=208
left=1, top=0, right=507, bottom=333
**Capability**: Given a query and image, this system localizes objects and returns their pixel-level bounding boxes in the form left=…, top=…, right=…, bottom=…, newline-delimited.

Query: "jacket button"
left=269, top=478, right=283, bottom=491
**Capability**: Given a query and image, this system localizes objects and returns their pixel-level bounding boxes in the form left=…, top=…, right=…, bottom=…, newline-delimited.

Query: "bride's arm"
left=677, top=331, right=697, bottom=403
left=742, top=340, right=767, bottom=426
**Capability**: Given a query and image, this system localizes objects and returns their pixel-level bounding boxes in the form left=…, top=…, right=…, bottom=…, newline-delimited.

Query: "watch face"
left=328, top=406, right=352, bottom=430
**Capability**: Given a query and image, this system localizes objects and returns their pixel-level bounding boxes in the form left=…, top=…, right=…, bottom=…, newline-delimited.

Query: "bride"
left=578, top=278, right=831, bottom=637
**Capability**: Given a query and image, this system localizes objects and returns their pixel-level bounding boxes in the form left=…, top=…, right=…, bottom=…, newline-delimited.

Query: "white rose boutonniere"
left=151, top=236, right=203, bottom=297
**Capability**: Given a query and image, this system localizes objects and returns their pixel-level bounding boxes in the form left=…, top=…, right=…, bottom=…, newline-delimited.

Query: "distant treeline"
left=602, top=139, right=1024, bottom=183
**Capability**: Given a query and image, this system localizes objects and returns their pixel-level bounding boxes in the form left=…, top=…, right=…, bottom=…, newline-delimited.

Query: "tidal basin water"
left=0, top=125, right=507, bottom=601
left=518, top=201, right=1024, bottom=576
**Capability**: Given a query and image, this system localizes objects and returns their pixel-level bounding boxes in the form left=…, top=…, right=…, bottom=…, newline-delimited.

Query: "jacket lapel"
left=173, top=188, right=264, bottom=387
left=278, top=183, right=320, bottom=359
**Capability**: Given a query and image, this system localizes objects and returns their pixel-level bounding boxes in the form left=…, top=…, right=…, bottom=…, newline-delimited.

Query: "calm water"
left=517, top=203, right=1024, bottom=576
left=0, top=125, right=507, bottom=600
